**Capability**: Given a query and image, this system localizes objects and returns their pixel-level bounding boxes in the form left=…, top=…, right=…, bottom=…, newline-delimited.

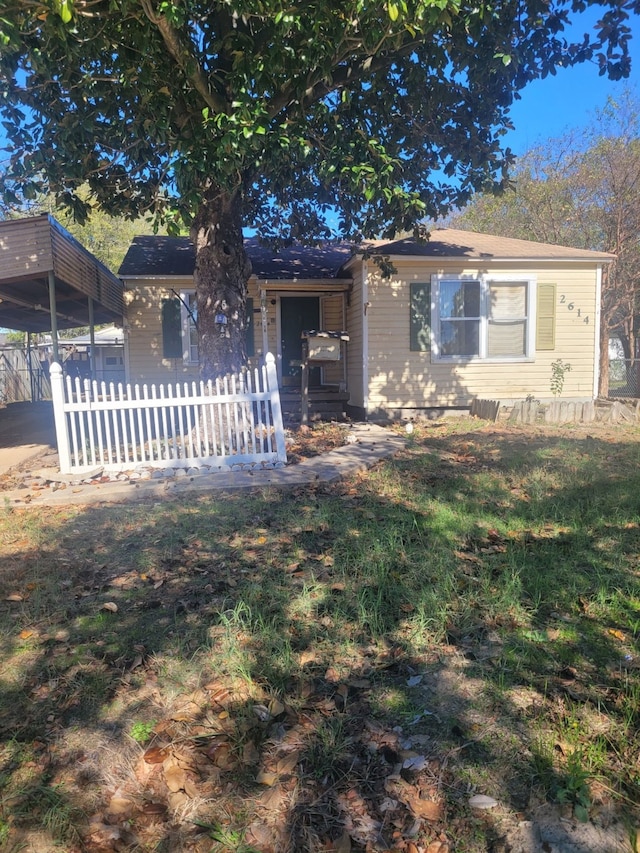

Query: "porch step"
left=281, top=389, right=349, bottom=422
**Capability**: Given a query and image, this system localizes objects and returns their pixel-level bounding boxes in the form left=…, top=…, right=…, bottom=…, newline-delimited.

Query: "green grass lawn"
left=0, top=419, right=639, bottom=852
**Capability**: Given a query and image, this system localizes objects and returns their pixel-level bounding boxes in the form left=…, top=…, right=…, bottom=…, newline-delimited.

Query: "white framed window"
left=180, top=291, right=199, bottom=364
left=431, top=274, right=535, bottom=362
left=174, top=290, right=255, bottom=365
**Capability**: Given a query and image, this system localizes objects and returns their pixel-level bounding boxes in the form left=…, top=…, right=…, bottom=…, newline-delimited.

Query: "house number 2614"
left=560, top=294, right=589, bottom=324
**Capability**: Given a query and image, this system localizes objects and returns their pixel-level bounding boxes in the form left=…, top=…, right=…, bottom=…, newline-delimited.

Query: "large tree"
left=449, top=92, right=640, bottom=396
left=0, top=0, right=636, bottom=379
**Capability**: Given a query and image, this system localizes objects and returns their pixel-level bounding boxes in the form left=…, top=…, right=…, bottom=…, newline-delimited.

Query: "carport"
left=0, top=213, right=124, bottom=370
left=0, top=214, right=124, bottom=468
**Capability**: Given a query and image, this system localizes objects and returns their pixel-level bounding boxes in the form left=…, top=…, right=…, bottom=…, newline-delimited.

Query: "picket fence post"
left=50, top=362, right=72, bottom=474
left=265, top=353, right=287, bottom=463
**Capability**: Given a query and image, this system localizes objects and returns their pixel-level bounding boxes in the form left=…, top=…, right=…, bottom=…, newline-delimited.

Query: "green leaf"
left=388, top=2, right=399, bottom=21
left=574, top=804, right=589, bottom=823
left=56, top=0, right=73, bottom=24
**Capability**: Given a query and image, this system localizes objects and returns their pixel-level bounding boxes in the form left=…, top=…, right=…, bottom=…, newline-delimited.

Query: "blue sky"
left=504, top=12, right=640, bottom=155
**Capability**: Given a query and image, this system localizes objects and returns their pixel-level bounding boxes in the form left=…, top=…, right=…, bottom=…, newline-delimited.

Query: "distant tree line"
left=448, top=91, right=640, bottom=397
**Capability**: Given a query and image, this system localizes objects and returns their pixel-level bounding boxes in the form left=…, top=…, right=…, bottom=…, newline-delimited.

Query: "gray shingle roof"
left=119, top=236, right=354, bottom=279
left=118, top=229, right=614, bottom=280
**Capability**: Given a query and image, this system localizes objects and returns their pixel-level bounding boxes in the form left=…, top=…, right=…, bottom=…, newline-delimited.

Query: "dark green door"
left=280, top=297, right=321, bottom=387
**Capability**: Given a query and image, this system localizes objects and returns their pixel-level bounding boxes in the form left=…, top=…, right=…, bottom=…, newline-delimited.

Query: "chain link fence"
left=609, top=358, right=640, bottom=398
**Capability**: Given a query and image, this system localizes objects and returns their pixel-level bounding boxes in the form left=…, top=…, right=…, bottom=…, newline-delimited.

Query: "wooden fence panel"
left=50, top=353, right=287, bottom=475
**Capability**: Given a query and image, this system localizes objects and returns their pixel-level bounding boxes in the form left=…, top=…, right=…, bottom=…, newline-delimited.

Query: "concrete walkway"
left=4, top=423, right=406, bottom=507
left=0, top=401, right=56, bottom=476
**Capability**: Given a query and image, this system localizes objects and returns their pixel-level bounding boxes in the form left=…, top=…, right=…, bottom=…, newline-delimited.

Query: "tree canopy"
left=448, top=91, right=640, bottom=396
left=0, top=0, right=637, bottom=377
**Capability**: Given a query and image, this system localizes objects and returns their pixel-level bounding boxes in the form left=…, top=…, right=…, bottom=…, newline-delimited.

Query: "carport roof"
left=0, top=214, right=124, bottom=333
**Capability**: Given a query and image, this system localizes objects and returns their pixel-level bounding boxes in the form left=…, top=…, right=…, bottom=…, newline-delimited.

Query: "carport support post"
left=50, top=362, right=72, bottom=474
left=88, top=297, right=96, bottom=380
left=47, top=270, right=60, bottom=363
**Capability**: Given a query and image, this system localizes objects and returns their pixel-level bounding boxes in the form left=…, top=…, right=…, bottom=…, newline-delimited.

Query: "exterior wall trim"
left=594, top=264, right=603, bottom=398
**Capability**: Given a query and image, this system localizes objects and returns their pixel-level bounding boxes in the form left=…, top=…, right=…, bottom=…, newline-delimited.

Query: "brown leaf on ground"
left=143, top=746, right=168, bottom=764
left=256, top=769, right=278, bottom=787
left=245, top=820, right=277, bottom=852
left=205, top=740, right=234, bottom=769
left=107, top=796, right=134, bottom=818
left=384, top=777, right=444, bottom=822
left=164, top=764, right=187, bottom=793
left=259, top=783, right=289, bottom=811
left=242, top=740, right=260, bottom=765
left=275, top=750, right=300, bottom=776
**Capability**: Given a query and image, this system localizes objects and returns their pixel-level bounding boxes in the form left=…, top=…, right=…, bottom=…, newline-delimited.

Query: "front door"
left=280, top=297, right=321, bottom=387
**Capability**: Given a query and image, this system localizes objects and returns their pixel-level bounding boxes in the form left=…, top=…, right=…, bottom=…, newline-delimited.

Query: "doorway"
left=280, top=297, right=321, bottom=387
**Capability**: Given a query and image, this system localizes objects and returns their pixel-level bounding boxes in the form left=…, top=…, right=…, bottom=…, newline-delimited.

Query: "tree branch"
left=138, top=0, right=227, bottom=114
left=267, top=35, right=423, bottom=121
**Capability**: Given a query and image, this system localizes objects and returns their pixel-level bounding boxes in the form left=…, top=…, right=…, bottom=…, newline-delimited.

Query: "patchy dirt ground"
left=1, top=417, right=639, bottom=853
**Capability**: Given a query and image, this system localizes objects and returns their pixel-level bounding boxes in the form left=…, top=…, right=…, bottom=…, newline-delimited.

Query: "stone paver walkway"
left=4, top=423, right=406, bottom=507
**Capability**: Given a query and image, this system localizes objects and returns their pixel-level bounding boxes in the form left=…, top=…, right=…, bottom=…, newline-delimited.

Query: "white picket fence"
left=50, top=353, right=287, bottom=475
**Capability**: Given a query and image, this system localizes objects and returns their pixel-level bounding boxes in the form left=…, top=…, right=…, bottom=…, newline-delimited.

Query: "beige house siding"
left=320, top=294, right=346, bottom=385
left=365, top=260, right=599, bottom=414
left=124, top=276, right=345, bottom=386
left=123, top=253, right=601, bottom=414
left=124, top=279, right=199, bottom=384
left=125, top=277, right=265, bottom=384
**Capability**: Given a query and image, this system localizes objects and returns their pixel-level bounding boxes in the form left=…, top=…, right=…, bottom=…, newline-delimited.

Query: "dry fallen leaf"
left=242, top=740, right=260, bottom=765
left=164, top=764, right=187, bottom=793
left=101, top=601, right=118, bottom=613
left=256, top=769, right=278, bottom=787
left=141, top=801, right=167, bottom=815
left=268, top=697, right=285, bottom=717
left=275, top=751, right=300, bottom=776
left=107, top=796, right=134, bottom=817
left=143, top=746, right=168, bottom=764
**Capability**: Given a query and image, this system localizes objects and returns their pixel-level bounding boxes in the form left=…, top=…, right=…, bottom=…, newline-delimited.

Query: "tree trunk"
left=190, top=189, right=252, bottom=380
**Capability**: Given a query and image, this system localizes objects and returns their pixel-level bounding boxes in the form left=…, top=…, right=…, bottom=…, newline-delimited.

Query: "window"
left=487, top=281, right=528, bottom=357
left=182, top=292, right=199, bottom=364
left=173, top=291, right=255, bottom=365
left=439, top=279, right=481, bottom=357
left=431, top=275, right=534, bottom=361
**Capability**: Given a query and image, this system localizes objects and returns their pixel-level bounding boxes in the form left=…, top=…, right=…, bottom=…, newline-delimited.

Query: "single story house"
left=119, top=229, right=613, bottom=420
left=56, top=325, right=126, bottom=383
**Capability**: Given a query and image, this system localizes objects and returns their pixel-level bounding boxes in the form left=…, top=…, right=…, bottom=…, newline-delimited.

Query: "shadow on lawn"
left=0, top=427, right=639, bottom=851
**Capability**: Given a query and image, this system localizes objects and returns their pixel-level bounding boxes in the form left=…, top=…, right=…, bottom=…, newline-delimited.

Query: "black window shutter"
left=162, top=298, right=182, bottom=359
left=246, top=297, right=255, bottom=357
left=410, top=282, right=431, bottom=352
